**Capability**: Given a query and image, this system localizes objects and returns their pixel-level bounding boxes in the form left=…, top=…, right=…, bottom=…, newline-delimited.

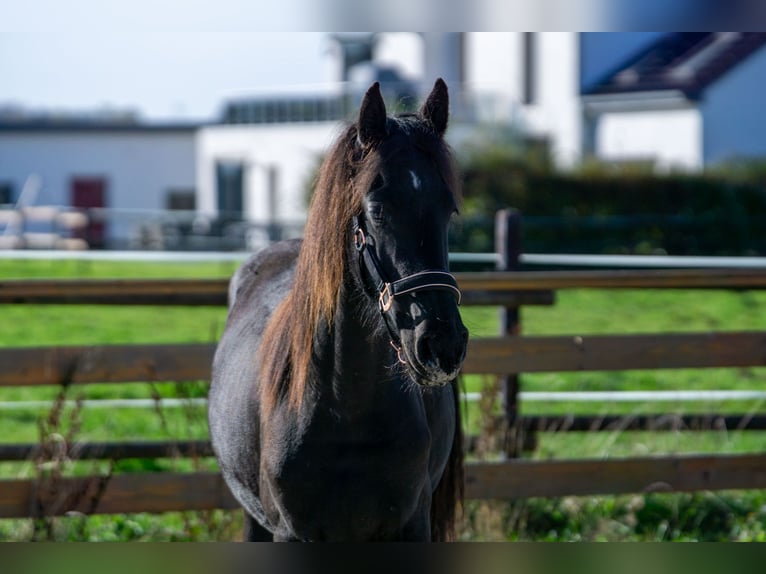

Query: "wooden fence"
left=2, top=210, right=766, bottom=519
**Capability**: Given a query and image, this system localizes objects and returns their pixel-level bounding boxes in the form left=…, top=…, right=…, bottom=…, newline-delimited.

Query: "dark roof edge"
left=581, top=33, right=690, bottom=95
left=583, top=33, right=766, bottom=99
left=0, top=121, right=207, bottom=133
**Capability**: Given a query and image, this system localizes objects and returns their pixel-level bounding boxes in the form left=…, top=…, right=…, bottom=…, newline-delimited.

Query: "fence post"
left=495, top=209, right=529, bottom=457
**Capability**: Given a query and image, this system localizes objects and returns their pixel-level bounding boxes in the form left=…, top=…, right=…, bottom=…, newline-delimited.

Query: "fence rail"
left=2, top=453, right=766, bottom=519
left=6, top=248, right=766, bottom=270
left=6, top=407, right=766, bottom=466
left=0, top=277, right=555, bottom=307
left=3, top=331, right=766, bottom=387
left=4, top=268, right=766, bottom=305
left=0, top=440, right=214, bottom=462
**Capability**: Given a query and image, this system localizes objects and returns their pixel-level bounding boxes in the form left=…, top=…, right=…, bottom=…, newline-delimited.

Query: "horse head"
left=351, top=79, right=469, bottom=387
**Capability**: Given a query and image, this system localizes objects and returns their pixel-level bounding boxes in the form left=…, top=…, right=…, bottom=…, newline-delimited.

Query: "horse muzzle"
left=399, top=297, right=468, bottom=386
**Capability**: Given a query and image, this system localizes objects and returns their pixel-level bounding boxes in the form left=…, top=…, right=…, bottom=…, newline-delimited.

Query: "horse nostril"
left=416, top=333, right=438, bottom=368
left=459, top=328, right=469, bottom=358
left=416, top=327, right=468, bottom=374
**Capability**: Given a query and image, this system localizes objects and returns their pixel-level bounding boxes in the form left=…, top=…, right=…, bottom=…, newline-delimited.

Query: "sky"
left=0, top=0, right=601, bottom=123
left=1, top=0, right=749, bottom=124
left=1, top=32, right=654, bottom=123
left=0, top=33, right=335, bottom=122
left=2, top=31, right=663, bottom=124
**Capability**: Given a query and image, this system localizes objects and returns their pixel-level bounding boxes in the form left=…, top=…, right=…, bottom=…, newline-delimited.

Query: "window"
left=0, top=182, right=13, bottom=205
left=523, top=32, right=536, bottom=105
left=216, top=161, right=244, bottom=221
left=71, top=177, right=107, bottom=249
left=166, top=189, right=196, bottom=211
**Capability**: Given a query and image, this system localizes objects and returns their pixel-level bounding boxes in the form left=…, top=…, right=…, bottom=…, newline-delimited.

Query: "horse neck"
left=314, top=274, right=399, bottom=415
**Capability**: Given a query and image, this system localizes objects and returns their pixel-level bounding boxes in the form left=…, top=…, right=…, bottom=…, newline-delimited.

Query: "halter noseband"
left=352, top=215, right=461, bottom=363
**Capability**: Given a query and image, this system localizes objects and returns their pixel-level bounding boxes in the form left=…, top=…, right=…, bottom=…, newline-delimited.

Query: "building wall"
left=196, top=122, right=341, bottom=225
left=366, top=32, right=582, bottom=168
left=464, top=32, right=524, bottom=101
left=420, top=33, right=464, bottom=97
left=523, top=32, right=582, bottom=167
left=0, top=130, right=196, bottom=245
left=701, top=46, right=766, bottom=165
left=462, top=33, right=524, bottom=125
left=595, top=108, right=703, bottom=170
left=375, top=33, right=425, bottom=82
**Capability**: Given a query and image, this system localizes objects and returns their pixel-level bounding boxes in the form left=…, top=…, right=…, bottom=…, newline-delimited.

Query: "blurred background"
left=3, top=31, right=766, bottom=257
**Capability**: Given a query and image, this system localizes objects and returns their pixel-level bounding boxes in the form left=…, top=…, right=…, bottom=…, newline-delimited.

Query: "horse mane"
left=258, top=115, right=461, bottom=416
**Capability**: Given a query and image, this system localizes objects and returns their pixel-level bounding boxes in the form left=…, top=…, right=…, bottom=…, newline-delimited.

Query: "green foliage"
left=0, top=511, right=243, bottom=542
left=461, top=491, right=766, bottom=541
left=706, top=157, right=766, bottom=184
left=453, top=149, right=766, bottom=256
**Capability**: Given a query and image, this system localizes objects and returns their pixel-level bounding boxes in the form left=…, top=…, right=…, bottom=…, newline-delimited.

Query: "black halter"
left=352, top=215, right=461, bottom=363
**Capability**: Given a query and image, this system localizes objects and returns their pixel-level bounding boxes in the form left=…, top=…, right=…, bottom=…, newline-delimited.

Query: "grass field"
left=1, top=259, right=766, bottom=541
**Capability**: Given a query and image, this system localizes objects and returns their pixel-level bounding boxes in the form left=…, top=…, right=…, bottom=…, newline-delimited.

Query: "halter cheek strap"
left=352, top=215, right=462, bottom=363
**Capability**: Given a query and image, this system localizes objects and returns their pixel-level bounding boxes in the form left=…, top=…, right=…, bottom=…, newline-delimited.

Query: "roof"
left=584, top=33, right=766, bottom=99
left=0, top=118, right=204, bottom=133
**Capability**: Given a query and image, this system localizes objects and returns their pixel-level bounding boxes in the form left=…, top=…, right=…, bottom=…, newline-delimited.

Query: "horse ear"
left=357, top=82, right=387, bottom=146
left=420, top=78, right=449, bottom=137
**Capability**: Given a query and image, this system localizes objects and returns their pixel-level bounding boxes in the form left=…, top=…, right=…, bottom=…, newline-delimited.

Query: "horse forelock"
left=386, top=115, right=462, bottom=205
left=259, top=117, right=460, bottom=415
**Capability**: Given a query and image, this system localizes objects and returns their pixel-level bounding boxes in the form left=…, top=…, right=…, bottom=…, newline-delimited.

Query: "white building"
left=582, top=33, right=766, bottom=170
left=0, top=119, right=196, bottom=248
left=350, top=33, right=584, bottom=166
left=196, top=119, right=340, bottom=250
left=463, top=32, right=582, bottom=167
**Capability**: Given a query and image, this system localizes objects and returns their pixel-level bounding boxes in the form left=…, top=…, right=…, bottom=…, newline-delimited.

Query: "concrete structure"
left=196, top=121, right=340, bottom=249
left=0, top=120, right=196, bottom=247
left=374, top=33, right=585, bottom=166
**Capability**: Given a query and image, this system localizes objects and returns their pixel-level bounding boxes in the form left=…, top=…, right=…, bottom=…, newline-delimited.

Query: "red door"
left=71, top=178, right=107, bottom=248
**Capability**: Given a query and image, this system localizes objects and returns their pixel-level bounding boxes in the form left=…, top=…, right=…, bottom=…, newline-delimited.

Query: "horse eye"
left=371, top=174, right=385, bottom=192
left=366, top=201, right=385, bottom=223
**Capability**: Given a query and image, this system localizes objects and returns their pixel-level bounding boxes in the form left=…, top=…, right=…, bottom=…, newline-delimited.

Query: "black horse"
left=208, top=79, right=468, bottom=541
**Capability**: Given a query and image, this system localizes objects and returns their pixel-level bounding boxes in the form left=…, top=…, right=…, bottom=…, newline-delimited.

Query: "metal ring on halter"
left=378, top=274, right=461, bottom=315
left=353, top=226, right=366, bottom=251
left=390, top=340, right=406, bottom=365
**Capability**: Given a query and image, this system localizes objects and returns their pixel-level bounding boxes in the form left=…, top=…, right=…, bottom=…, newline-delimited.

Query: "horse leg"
left=242, top=510, right=273, bottom=542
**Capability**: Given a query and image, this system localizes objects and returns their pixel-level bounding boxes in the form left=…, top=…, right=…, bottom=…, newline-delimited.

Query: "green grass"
left=522, top=289, right=766, bottom=335
left=1, top=305, right=227, bottom=347
left=0, top=259, right=241, bottom=279
left=2, top=259, right=766, bottom=541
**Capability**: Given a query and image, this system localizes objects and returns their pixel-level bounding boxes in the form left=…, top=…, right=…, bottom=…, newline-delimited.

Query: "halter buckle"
left=378, top=283, right=394, bottom=313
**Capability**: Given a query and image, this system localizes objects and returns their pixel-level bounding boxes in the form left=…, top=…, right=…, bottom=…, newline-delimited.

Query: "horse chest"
left=263, top=407, right=433, bottom=540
